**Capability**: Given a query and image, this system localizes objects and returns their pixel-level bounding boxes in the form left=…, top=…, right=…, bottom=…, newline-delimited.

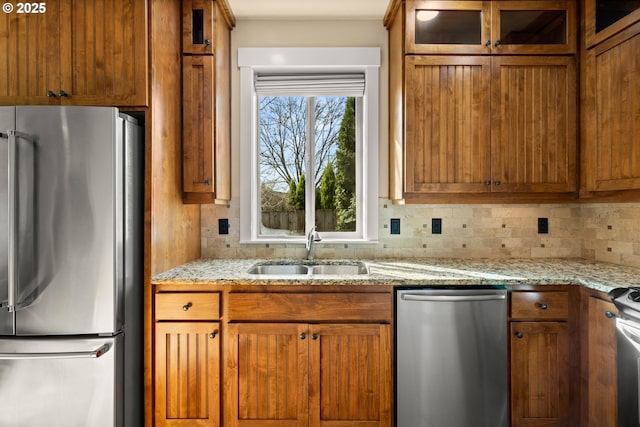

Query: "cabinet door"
left=182, top=0, right=216, bottom=54
left=491, top=56, right=577, bottom=193
left=404, top=55, right=492, bottom=194
left=183, top=55, right=215, bottom=194
left=491, top=1, right=576, bottom=54
left=309, top=324, right=391, bottom=427
left=586, top=33, right=640, bottom=191
left=511, top=322, right=569, bottom=427
left=586, top=297, right=618, bottom=426
left=155, top=322, right=220, bottom=427
left=225, top=323, right=309, bottom=427
left=0, top=1, right=67, bottom=104
left=66, top=0, right=148, bottom=106
left=406, top=1, right=491, bottom=54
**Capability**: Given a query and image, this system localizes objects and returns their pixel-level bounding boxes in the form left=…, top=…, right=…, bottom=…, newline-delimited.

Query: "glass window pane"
left=415, top=10, right=482, bottom=45
left=596, top=0, right=640, bottom=33
left=258, top=96, right=306, bottom=236
left=500, top=10, right=567, bottom=45
left=314, top=96, right=356, bottom=233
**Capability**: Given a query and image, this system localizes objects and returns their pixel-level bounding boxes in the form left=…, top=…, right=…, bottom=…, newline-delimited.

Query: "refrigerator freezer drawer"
left=0, top=335, right=123, bottom=427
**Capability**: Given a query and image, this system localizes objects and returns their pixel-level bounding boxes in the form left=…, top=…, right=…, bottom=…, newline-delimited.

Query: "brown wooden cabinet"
left=0, top=0, right=148, bottom=106
left=406, top=0, right=576, bottom=55
left=154, top=292, right=221, bottom=427
left=181, top=0, right=233, bottom=204
left=387, top=0, right=578, bottom=203
left=224, top=291, right=392, bottom=427
left=584, top=292, right=618, bottom=427
left=403, top=54, right=576, bottom=196
left=510, top=290, right=572, bottom=427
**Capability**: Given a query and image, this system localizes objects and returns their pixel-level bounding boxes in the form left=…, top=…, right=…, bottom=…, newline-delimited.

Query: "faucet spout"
left=306, top=226, right=322, bottom=260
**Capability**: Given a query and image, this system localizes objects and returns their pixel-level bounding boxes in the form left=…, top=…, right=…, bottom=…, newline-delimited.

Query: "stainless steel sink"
left=247, top=261, right=369, bottom=276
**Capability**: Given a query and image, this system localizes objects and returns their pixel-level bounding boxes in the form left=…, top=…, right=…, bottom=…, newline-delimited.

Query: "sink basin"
left=247, top=261, right=369, bottom=276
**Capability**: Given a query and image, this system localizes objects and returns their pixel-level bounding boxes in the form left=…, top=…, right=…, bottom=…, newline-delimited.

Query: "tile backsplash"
left=201, top=201, right=640, bottom=269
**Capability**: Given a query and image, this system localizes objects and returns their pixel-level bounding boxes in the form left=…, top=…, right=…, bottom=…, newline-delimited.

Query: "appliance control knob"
left=628, top=291, right=640, bottom=302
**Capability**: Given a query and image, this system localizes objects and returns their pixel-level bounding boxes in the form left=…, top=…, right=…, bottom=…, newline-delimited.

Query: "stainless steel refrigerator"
left=0, top=106, right=143, bottom=426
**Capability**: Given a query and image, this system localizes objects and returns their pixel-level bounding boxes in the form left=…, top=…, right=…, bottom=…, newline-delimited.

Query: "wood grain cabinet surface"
left=509, top=289, right=574, bottom=427
left=387, top=0, right=577, bottom=203
left=0, top=0, right=148, bottom=106
left=224, top=291, right=392, bottom=427
left=181, top=0, right=233, bottom=204
left=155, top=291, right=222, bottom=427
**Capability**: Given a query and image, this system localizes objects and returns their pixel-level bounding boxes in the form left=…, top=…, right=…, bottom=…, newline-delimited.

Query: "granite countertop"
left=151, top=258, right=640, bottom=292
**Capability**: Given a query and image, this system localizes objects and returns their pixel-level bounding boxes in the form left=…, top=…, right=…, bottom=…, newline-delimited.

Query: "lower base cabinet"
left=225, top=322, right=391, bottom=427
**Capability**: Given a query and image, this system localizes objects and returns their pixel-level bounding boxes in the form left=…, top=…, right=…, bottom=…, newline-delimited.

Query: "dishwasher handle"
left=400, top=293, right=506, bottom=302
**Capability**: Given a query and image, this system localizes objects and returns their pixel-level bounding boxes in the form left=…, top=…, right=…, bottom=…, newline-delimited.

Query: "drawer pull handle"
left=605, top=311, right=616, bottom=319
left=209, top=330, right=218, bottom=339
left=183, top=302, right=192, bottom=311
left=515, top=331, right=524, bottom=339
left=538, top=303, right=548, bottom=310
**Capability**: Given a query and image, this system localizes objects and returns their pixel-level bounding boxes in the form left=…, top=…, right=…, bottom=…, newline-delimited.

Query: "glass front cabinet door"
left=406, top=0, right=576, bottom=55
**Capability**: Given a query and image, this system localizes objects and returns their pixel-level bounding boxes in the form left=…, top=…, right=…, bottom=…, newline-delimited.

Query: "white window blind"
left=254, top=73, right=366, bottom=97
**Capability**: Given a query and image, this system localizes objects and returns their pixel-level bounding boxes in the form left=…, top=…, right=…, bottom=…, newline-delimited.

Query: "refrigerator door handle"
left=2, top=130, right=34, bottom=312
left=0, top=343, right=111, bottom=360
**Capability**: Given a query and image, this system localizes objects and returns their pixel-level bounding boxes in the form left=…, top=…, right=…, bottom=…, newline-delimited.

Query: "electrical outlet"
left=432, top=218, right=442, bottom=234
left=219, top=218, right=229, bottom=235
left=390, top=218, right=401, bottom=234
left=538, top=218, right=549, bottom=234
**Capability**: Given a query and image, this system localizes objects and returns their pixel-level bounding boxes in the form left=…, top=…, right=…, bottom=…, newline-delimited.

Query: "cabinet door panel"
left=182, top=0, right=216, bottom=54
left=491, top=56, right=577, bottom=193
left=183, top=55, right=215, bottom=194
left=309, top=324, right=391, bottom=427
left=511, top=322, right=569, bottom=427
left=0, top=2, right=66, bottom=104
left=587, top=297, right=618, bottom=426
left=405, top=56, right=492, bottom=194
left=67, top=0, right=148, bottom=106
left=155, top=322, right=220, bottom=427
left=225, top=323, right=309, bottom=427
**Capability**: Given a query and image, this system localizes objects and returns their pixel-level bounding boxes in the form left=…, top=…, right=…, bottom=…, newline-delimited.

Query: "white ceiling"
left=226, top=0, right=390, bottom=20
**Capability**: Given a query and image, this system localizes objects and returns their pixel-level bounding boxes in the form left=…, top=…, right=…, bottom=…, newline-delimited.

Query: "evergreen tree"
left=334, top=97, right=356, bottom=231
left=318, top=163, right=336, bottom=210
left=294, top=173, right=306, bottom=210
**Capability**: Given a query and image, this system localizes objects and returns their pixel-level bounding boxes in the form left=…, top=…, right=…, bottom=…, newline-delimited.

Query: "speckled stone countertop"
left=151, top=258, right=640, bottom=292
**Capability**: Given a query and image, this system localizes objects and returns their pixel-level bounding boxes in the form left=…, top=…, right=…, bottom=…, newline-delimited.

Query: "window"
left=239, top=48, right=380, bottom=244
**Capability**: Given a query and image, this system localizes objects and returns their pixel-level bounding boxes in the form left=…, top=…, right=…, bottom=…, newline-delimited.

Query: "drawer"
left=155, top=292, right=220, bottom=321
left=227, top=292, right=392, bottom=322
left=511, top=291, right=568, bottom=320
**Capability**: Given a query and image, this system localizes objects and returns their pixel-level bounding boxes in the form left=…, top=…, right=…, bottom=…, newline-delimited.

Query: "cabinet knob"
left=494, top=39, right=502, bottom=47
left=515, top=331, right=524, bottom=339
left=204, top=39, right=211, bottom=46
left=485, top=180, right=491, bottom=186
left=47, top=90, right=57, bottom=98
left=312, top=333, right=318, bottom=340
left=59, top=90, right=68, bottom=97
left=209, top=330, right=218, bottom=339
left=300, top=332, right=306, bottom=340
left=494, top=180, right=501, bottom=186
left=537, top=303, right=548, bottom=310
left=183, top=302, right=192, bottom=311
left=204, top=179, right=211, bottom=185
left=605, top=311, right=616, bottom=318
left=485, top=40, right=491, bottom=47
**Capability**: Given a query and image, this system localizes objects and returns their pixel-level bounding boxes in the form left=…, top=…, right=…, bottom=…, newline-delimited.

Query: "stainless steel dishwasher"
left=396, top=288, right=508, bottom=427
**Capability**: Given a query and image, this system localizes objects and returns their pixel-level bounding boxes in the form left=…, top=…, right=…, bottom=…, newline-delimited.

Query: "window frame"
left=239, top=47, right=380, bottom=244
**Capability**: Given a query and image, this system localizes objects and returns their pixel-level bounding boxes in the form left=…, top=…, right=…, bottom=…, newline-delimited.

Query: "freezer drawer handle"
left=401, top=293, right=506, bottom=302
left=1, top=130, right=34, bottom=312
left=0, top=343, right=111, bottom=360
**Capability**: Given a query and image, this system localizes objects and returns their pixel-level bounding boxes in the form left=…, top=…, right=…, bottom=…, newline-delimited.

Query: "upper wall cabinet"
left=406, top=0, right=577, bottom=55
left=585, top=0, right=640, bottom=48
left=0, top=0, right=148, bottom=106
left=181, top=0, right=234, bottom=204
